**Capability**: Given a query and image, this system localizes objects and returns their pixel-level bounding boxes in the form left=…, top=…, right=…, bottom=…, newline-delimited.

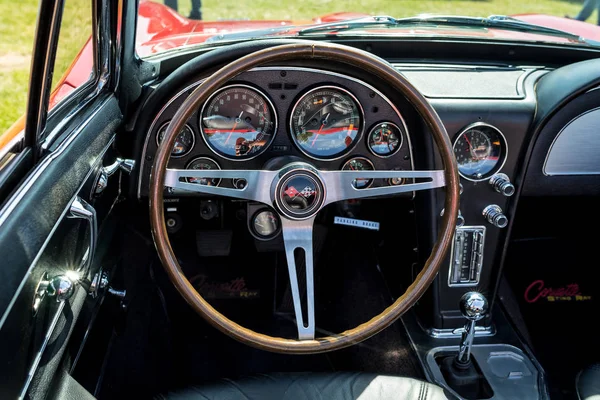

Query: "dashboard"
left=133, top=42, right=600, bottom=331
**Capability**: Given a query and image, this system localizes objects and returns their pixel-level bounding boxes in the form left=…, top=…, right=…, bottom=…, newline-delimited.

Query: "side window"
left=0, top=1, right=38, bottom=148
left=0, top=0, right=94, bottom=154
left=50, top=0, right=94, bottom=109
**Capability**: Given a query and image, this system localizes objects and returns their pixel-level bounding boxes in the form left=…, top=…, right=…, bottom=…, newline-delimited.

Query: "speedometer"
left=200, top=85, right=277, bottom=159
left=290, top=86, right=363, bottom=159
left=453, top=123, right=507, bottom=181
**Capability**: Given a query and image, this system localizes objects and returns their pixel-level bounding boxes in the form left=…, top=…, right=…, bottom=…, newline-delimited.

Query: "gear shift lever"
left=439, top=291, right=491, bottom=399
left=457, top=291, right=488, bottom=365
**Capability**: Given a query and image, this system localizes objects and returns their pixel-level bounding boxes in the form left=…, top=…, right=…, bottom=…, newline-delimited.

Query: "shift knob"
left=456, top=292, right=488, bottom=365
left=459, top=291, right=488, bottom=321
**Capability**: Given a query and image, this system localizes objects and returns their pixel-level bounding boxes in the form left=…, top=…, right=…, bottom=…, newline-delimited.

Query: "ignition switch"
left=199, top=200, right=219, bottom=220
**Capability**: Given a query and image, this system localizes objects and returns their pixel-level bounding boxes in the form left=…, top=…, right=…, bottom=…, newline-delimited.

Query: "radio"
left=448, top=226, right=486, bottom=287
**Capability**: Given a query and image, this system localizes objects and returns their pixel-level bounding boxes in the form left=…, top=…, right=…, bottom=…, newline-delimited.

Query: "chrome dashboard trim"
left=452, top=122, right=509, bottom=182
left=288, top=85, right=365, bottom=161
left=543, top=106, right=600, bottom=176
left=428, top=324, right=495, bottom=338
left=137, top=66, right=415, bottom=199
left=198, top=84, right=279, bottom=161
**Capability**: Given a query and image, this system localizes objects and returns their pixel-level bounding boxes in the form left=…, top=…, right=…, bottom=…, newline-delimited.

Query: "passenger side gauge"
left=156, top=122, right=195, bottom=157
left=290, top=86, right=363, bottom=159
left=453, top=123, right=507, bottom=181
left=186, top=157, right=221, bottom=186
left=367, top=122, right=403, bottom=157
left=250, top=209, right=280, bottom=240
left=342, top=157, right=374, bottom=189
left=200, top=85, right=277, bottom=160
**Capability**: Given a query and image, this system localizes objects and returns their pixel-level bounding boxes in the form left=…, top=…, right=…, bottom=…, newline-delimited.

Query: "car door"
left=0, top=0, right=126, bottom=398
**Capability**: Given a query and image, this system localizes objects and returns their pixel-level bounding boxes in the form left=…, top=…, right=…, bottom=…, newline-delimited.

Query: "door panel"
left=0, top=95, right=123, bottom=398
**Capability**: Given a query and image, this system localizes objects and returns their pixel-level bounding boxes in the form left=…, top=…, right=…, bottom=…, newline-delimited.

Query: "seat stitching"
left=419, top=381, right=425, bottom=400
left=424, top=382, right=429, bottom=400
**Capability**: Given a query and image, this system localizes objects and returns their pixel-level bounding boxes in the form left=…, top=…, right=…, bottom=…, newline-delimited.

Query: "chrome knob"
left=457, top=292, right=488, bottom=364
left=459, top=291, right=489, bottom=321
left=46, top=274, right=77, bottom=302
left=483, top=204, right=508, bottom=228
left=489, top=173, right=515, bottom=197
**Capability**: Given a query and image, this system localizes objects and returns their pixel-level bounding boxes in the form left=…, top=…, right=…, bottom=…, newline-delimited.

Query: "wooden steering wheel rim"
left=149, top=42, right=460, bottom=354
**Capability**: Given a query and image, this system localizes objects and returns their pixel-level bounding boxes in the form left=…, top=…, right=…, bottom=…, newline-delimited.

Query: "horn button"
left=274, top=168, right=325, bottom=220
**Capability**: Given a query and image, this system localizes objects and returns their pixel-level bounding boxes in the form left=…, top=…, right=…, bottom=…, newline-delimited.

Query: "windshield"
left=136, top=0, right=600, bottom=57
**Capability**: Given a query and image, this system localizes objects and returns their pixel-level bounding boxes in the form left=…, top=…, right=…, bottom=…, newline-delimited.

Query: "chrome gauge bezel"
left=185, top=156, right=222, bottom=187
left=452, top=122, right=508, bottom=182
left=289, top=85, right=365, bottom=161
left=199, top=84, right=278, bottom=161
left=249, top=208, right=281, bottom=241
left=341, top=156, right=375, bottom=189
left=366, top=122, right=404, bottom=158
left=155, top=121, right=196, bottom=158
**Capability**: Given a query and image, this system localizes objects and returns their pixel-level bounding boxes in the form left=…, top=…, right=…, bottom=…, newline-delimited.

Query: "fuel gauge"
left=250, top=209, right=280, bottom=240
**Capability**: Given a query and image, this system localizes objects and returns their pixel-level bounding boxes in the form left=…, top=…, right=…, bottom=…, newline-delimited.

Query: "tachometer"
left=156, top=122, right=195, bottom=157
left=200, top=85, right=277, bottom=159
left=290, top=86, right=363, bottom=159
left=342, top=157, right=375, bottom=189
left=453, top=123, right=507, bottom=181
left=186, top=157, right=221, bottom=186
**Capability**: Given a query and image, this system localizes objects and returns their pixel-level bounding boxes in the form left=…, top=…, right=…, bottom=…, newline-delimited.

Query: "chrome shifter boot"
left=456, top=292, right=488, bottom=365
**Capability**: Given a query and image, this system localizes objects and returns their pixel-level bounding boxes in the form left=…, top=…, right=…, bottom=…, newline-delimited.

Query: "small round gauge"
left=342, top=157, right=375, bottom=189
left=156, top=122, right=195, bottom=157
left=251, top=209, right=280, bottom=240
left=367, top=122, right=403, bottom=157
left=290, top=86, right=363, bottom=159
left=186, top=157, right=221, bottom=186
left=453, top=123, right=507, bottom=181
left=200, top=85, right=277, bottom=159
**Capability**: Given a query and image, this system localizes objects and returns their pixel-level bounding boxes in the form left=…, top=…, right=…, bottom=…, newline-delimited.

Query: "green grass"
left=0, top=0, right=91, bottom=135
left=0, top=0, right=595, bottom=135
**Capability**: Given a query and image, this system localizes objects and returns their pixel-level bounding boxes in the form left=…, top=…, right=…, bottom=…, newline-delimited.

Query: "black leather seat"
left=577, top=364, right=600, bottom=400
left=158, top=372, right=450, bottom=400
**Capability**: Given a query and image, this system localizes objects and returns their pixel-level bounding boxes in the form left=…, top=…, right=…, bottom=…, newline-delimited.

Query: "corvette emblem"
left=277, top=171, right=324, bottom=218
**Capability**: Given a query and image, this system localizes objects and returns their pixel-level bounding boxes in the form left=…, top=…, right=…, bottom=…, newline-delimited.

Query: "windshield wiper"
left=298, top=14, right=588, bottom=43
left=298, top=16, right=400, bottom=36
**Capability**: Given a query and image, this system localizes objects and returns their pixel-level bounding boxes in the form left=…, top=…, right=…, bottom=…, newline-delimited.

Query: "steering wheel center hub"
left=275, top=169, right=325, bottom=219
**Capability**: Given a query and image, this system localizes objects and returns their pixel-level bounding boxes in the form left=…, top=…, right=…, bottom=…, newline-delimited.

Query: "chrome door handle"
left=67, top=196, right=97, bottom=275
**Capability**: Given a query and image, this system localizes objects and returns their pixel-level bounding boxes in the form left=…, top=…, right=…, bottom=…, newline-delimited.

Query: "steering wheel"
left=149, top=42, right=459, bottom=354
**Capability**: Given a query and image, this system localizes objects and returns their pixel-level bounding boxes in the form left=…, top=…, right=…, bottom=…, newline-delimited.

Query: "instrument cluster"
left=138, top=67, right=414, bottom=197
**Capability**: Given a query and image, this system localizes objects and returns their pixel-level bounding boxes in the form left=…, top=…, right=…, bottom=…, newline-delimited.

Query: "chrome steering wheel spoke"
left=164, top=168, right=277, bottom=204
left=321, top=169, right=446, bottom=204
left=164, top=165, right=446, bottom=342
left=280, top=216, right=316, bottom=340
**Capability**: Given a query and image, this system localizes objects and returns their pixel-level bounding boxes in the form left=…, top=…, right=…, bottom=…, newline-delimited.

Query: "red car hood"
left=136, top=1, right=600, bottom=57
